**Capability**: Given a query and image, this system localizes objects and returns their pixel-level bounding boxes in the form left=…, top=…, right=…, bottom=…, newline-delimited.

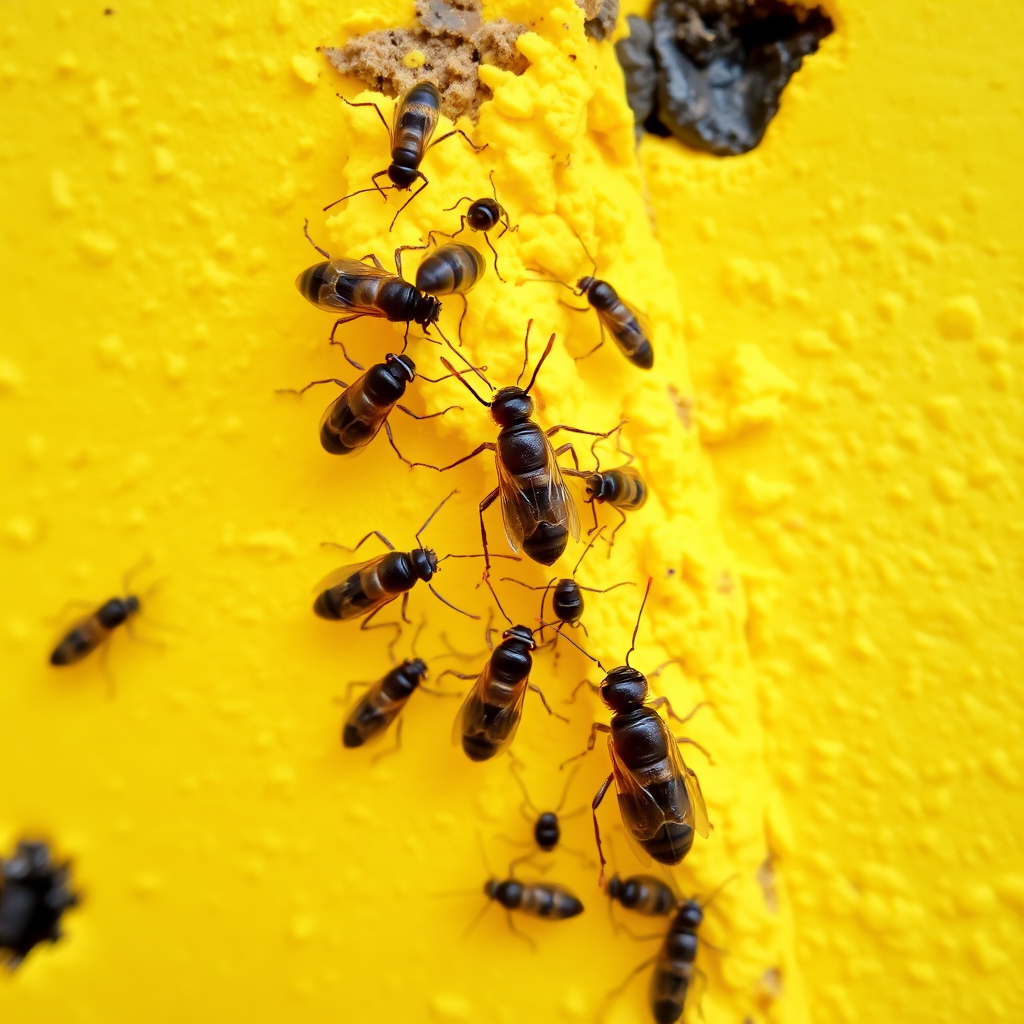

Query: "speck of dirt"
left=615, top=0, right=834, bottom=155
left=323, top=0, right=529, bottom=123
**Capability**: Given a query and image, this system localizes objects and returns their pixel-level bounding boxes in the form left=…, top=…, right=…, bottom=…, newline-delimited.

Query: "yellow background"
left=0, top=1, right=1021, bottom=1023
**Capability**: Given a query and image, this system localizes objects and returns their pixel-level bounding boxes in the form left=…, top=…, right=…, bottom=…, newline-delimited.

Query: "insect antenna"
left=122, top=555, right=153, bottom=593
left=571, top=525, right=606, bottom=577
left=440, top=358, right=492, bottom=407
left=625, top=577, right=653, bottom=669
left=508, top=753, right=539, bottom=817
left=570, top=226, right=599, bottom=277
left=417, top=363, right=486, bottom=385
left=555, top=761, right=581, bottom=814
left=534, top=622, right=606, bottom=672
left=414, top=489, right=460, bottom=550
left=521, top=266, right=577, bottom=291
left=301, top=219, right=332, bottom=260
left=523, top=333, right=556, bottom=396
left=427, top=585, right=480, bottom=620
left=443, top=338, right=492, bottom=389
left=515, top=319, right=534, bottom=386
left=699, top=873, right=739, bottom=911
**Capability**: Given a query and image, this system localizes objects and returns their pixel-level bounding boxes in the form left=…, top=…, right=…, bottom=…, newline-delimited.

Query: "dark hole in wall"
left=615, top=0, right=834, bottom=155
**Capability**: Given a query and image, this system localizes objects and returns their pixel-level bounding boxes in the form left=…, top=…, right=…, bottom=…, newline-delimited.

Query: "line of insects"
left=41, top=76, right=719, bottom=1023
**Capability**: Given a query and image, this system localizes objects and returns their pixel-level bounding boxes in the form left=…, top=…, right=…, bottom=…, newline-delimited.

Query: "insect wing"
left=312, top=555, right=394, bottom=620
left=451, top=661, right=527, bottom=758
left=607, top=734, right=671, bottom=845
left=493, top=434, right=581, bottom=551
left=605, top=294, right=652, bottom=359
left=663, top=721, right=710, bottom=838
left=451, top=662, right=490, bottom=745
left=393, top=87, right=440, bottom=156
left=347, top=684, right=404, bottom=746
left=320, top=369, right=389, bottom=449
left=313, top=259, right=393, bottom=317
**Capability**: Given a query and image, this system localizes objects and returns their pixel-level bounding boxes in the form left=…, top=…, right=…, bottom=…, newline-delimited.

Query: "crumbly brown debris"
left=323, top=0, right=528, bottom=123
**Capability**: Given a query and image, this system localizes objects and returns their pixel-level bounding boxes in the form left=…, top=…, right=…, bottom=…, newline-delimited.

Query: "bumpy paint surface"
left=0, top=3, right=1020, bottom=1024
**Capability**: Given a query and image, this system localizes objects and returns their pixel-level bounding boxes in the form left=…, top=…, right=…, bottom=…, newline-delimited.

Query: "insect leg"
left=429, top=128, right=487, bottom=154
left=327, top=339, right=365, bottom=371
left=409, top=441, right=495, bottom=472
left=606, top=506, right=628, bottom=553
left=591, top=771, right=616, bottom=884
left=322, top=530, right=395, bottom=554
left=602, top=954, right=659, bottom=1009
left=559, top=721, right=608, bottom=768
left=275, top=378, right=348, bottom=397
left=477, top=486, right=500, bottom=576
left=457, top=295, right=468, bottom=347
left=393, top=242, right=429, bottom=280
left=483, top=231, right=504, bottom=283
left=328, top=315, right=366, bottom=344
left=547, top=420, right=626, bottom=442
left=359, top=603, right=402, bottom=660
left=504, top=910, right=537, bottom=951
left=435, top=668, right=478, bottom=685
left=551, top=441, right=581, bottom=472
left=451, top=215, right=469, bottom=239
left=559, top=297, right=592, bottom=314
left=648, top=696, right=711, bottom=726
left=340, top=679, right=372, bottom=704
left=399, top=591, right=412, bottom=625
left=383, top=422, right=416, bottom=470
left=565, top=678, right=601, bottom=704
left=673, top=736, right=715, bottom=764
left=45, top=599, right=94, bottom=624
left=527, top=683, right=569, bottom=723
left=389, top=173, right=429, bottom=232
left=337, top=95, right=392, bottom=139
left=98, top=640, right=117, bottom=699
left=371, top=718, right=404, bottom=765
left=509, top=850, right=550, bottom=874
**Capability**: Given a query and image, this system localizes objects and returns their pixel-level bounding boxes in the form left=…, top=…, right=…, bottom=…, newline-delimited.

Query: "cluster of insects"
left=27, top=79, right=725, bottom=1022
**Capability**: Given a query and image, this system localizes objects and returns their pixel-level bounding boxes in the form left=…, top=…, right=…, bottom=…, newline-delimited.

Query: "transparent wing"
left=608, top=734, right=672, bottom=843
left=320, top=372, right=390, bottom=448
left=477, top=683, right=528, bottom=760
left=493, top=434, right=581, bottom=551
left=318, top=259, right=392, bottom=317
left=663, top=720, right=710, bottom=839
left=312, top=555, right=386, bottom=595
left=451, top=663, right=490, bottom=746
left=393, top=86, right=440, bottom=151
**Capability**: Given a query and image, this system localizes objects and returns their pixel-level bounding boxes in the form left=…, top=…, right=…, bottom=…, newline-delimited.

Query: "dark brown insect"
left=296, top=224, right=444, bottom=344
left=484, top=876, right=584, bottom=923
left=325, top=81, right=485, bottom=229
left=561, top=581, right=711, bottom=880
left=443, top=624, right=564, bottom=762
left=312, top=491, right=496, bottom=650
left=49, top=595, right=139, bottom=668
left=412, top=321, right=619, bottom=568
left=277, top=346, right=461, bottom=464
left=606, top=873, right=677, bottom=918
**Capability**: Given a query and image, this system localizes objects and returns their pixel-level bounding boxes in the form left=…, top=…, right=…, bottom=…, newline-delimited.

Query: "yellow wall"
left=0, top=2, right=1020, bottom=1023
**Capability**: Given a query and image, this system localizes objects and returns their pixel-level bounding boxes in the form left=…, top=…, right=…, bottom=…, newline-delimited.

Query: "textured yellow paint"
left=0, top=4, right=1020, bottom=1024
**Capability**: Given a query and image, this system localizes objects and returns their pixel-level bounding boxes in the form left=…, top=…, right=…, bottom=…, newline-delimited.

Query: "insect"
left=296, top=223, right=443, bottom=345
left=483, top=876, right=584, bottom=930
left=501, top=526, right=634, bottom=645
left=0, top=840, right=79, bottom=969
left=441, top=171, right=517, bottom=281
left=325, top=81, right=485, bottom=230
left=497, top=757, right=591, bottom=869
left=277, top=346, right=462, bottom=464
left=412, top=321, right=619, bottom=568
left=530, top=230, right=654, bottom=369
left=606, top=873, right=677, bottom=918
left=443, top=624, right=564, bottom=762
left=411, top=241, right=486, bottom=344
left=561, top=581, right=711, bottom=880
left=49, top=594, right=140, bottom=669
left=567, top=463, right=648, bottom=549
left=312, top=491, right=503, bottom=647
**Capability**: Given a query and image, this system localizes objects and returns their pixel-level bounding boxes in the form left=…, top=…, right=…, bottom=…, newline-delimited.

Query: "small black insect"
left=296, top=223, right=445, bottom=346
left=502, top=526, right=634, bottom=646
left=484, top=876, right=584, bottom=925
left=412, top=321, right=619, bottom=568
left=0, top=840, right=79, bottom=969
left=50, top=594, right=139, bottom=668
left=442, top=171, right=517, bottom=281
left=567, top=463, right=649, bottom=550
left=325, top=81, right=485, bottom=229
left=277, top=345, right=462, bottom=464
left=442, top=623, right=565, bottom=762
left=312, top=490, right=509, bottom=651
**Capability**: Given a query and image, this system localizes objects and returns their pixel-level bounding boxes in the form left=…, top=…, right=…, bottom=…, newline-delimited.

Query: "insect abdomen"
left=640, top=822, right=695, bottom=866
left=50, top=620, right=105, bottom=665
left=414, top=244, right=484, bottom=296
left=520, top=883, right=584, bottom=919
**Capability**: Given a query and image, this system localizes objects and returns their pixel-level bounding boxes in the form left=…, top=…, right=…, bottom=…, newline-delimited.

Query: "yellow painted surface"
left=0, top=4, right=1020, bottom=1024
